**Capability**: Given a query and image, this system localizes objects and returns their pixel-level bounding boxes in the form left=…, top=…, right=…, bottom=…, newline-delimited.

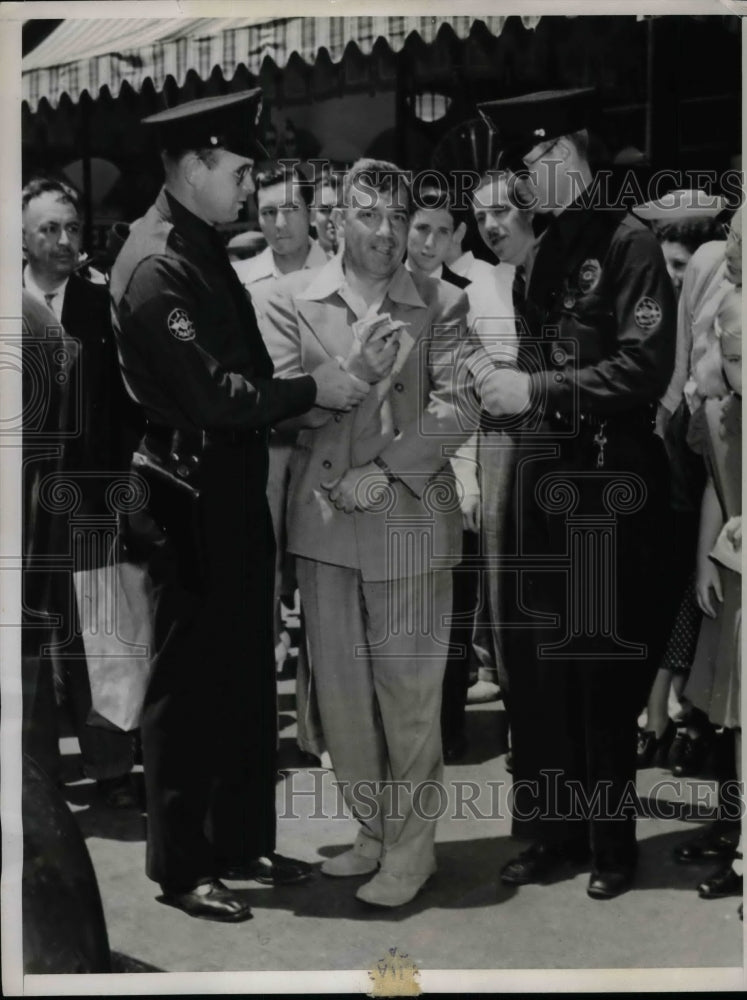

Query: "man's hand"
left=321, top=462, right=391, bottom=513
left=477, top=369, right=531, bottom=416
left=312, top=358, right=370, bottom=411
left=344, top=314, right=403, bottom=384
left=461, top=492, right=480, bottom=533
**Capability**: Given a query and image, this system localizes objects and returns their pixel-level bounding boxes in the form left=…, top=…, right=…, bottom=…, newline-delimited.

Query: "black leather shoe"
left=637, top=720, right=676, bottom=769
left=670, top=732, right=711, bottom=777
left=159, top=880, right=253, bottom=922
left=221, top=853, right=314, bottom=885
left=587, top=866, right=635, bottom=900
left=96, top=775, right=142, bottom=810
left=697, top=865, right=743, bottom=899
left=673, top=828, right=738, bottom=864
left=500, top=841, right=589, bottom=886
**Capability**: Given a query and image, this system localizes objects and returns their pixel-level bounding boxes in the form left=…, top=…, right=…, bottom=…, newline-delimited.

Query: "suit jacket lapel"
left=295, top=298, right=355, bottom=360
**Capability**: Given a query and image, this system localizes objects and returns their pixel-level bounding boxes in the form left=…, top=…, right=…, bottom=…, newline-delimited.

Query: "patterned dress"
left=684, top=394, right=742, bottom=729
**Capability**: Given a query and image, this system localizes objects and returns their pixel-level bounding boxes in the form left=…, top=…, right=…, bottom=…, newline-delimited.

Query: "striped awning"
left=22, top=15, right=542, bottom=111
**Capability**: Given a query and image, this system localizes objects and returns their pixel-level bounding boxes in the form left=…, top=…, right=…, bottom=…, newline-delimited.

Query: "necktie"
left=511, top=265, right=526, bottom=333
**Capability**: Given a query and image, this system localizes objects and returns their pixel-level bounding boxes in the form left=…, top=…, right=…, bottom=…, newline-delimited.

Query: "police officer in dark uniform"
left=473, top=88, right=676, bottom=899
left=110, top=90, right=368, bottom=922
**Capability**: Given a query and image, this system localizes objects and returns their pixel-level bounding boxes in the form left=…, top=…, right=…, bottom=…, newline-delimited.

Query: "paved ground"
left=58, top=667, right=744, bottom=981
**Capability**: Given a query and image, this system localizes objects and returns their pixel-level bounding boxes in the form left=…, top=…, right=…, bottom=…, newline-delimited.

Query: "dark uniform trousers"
left=140, top=434, right=277, bottom=890
left=502, top=199, right=676, bottom=866
left=504, top=419, right=671, bottom=864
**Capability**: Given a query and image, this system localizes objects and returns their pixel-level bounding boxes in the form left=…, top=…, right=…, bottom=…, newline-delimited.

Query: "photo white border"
left=2, top=1, right=744, bottom=994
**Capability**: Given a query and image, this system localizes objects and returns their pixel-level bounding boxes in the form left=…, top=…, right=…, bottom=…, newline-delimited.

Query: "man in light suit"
left=264, top=158, right=476, bottom=908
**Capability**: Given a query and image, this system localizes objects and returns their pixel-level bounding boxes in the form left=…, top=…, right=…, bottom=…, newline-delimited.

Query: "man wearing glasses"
left=473, top=88, right=676, bottom=899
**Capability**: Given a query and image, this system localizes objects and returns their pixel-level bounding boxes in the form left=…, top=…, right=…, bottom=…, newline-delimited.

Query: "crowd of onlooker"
left=21, top=146, right=742, bottom=911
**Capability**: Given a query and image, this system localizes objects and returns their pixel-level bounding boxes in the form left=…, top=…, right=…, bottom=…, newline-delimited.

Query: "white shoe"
left=321, top=849, right=379, bottom=878
left=355, top=868, right=434, bottom=907
left=466, top=679, right=501, bottom=704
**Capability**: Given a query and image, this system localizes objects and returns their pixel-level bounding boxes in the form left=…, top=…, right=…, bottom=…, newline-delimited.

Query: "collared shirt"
left=23, top=265, right=69, bottom=320
left=298, top=252, right=424, bottom=320
left=233, top=239, right=328, bottom=287
left=233, top=239, right=328, bottom=335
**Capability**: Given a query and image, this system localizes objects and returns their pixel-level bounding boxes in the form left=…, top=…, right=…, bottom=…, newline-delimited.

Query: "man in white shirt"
left=234, top=164, right=328, bottom=325
left=458, top=169, right=537, bottom=719
left=405, top=184, right=495, bottom=757
left=233, top=164, right=328, bottom=758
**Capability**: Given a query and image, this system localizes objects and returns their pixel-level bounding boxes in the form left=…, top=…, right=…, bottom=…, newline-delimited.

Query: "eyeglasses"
left=522, top=138, right=561, bottom=168
left=233, top=164, right=254, bottom=188
left=721, top=222, right=742, bottom=245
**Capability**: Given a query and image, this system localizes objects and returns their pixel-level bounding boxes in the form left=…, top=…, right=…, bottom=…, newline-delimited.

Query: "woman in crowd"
left=676, top=287, right=742, bottom=909
left=637, top=203, right=738, bottom=771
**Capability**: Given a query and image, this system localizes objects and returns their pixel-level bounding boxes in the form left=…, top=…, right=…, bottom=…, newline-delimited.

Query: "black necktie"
left=512, top=265, right=526, bottom=334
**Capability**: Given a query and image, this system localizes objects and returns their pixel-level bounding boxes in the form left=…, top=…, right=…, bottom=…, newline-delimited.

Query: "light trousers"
left=296, top=558, right=452, bottom=876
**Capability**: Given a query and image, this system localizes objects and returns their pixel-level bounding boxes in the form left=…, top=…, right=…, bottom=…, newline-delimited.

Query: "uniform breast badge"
left=577, top=258, right=602, bottom=294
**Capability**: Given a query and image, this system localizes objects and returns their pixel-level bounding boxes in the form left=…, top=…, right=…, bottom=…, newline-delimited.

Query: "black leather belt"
left=143, top=422, right=259, bottom=455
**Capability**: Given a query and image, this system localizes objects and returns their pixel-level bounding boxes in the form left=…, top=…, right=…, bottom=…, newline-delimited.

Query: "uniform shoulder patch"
left=167, top=307, right=196, bottom=341
left=634, top=296, right=662, bottom=331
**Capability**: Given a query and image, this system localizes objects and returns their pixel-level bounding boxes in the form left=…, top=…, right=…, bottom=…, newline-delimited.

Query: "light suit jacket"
left=263, top=256, right=477, bottom=581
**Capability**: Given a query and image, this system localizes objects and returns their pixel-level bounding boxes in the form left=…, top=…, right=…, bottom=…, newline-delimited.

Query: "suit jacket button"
left=322, top=459, right=332, bottom=469
left=394, top=382, right=404, bottom=392
left=334, top=412, right=343, bottom=422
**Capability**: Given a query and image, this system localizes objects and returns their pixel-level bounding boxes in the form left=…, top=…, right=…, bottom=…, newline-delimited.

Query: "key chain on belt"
left=593, top=419, right=608, bottom=469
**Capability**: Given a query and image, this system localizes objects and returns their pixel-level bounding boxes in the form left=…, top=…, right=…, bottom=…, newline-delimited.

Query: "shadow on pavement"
left=110, top=951, right=164, bottom=972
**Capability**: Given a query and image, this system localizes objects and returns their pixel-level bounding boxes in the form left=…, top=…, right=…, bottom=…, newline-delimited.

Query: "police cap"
left=477, top=87, right=597, bottom=157
left=633, top=189, right=727, bottom=222
left=142, top=89, right=265, bottom=159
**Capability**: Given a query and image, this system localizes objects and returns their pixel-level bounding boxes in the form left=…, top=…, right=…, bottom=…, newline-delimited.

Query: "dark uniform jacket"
left=110, top=187, right=315, bottom=438
left=521, top=200, right=676, bottom=424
